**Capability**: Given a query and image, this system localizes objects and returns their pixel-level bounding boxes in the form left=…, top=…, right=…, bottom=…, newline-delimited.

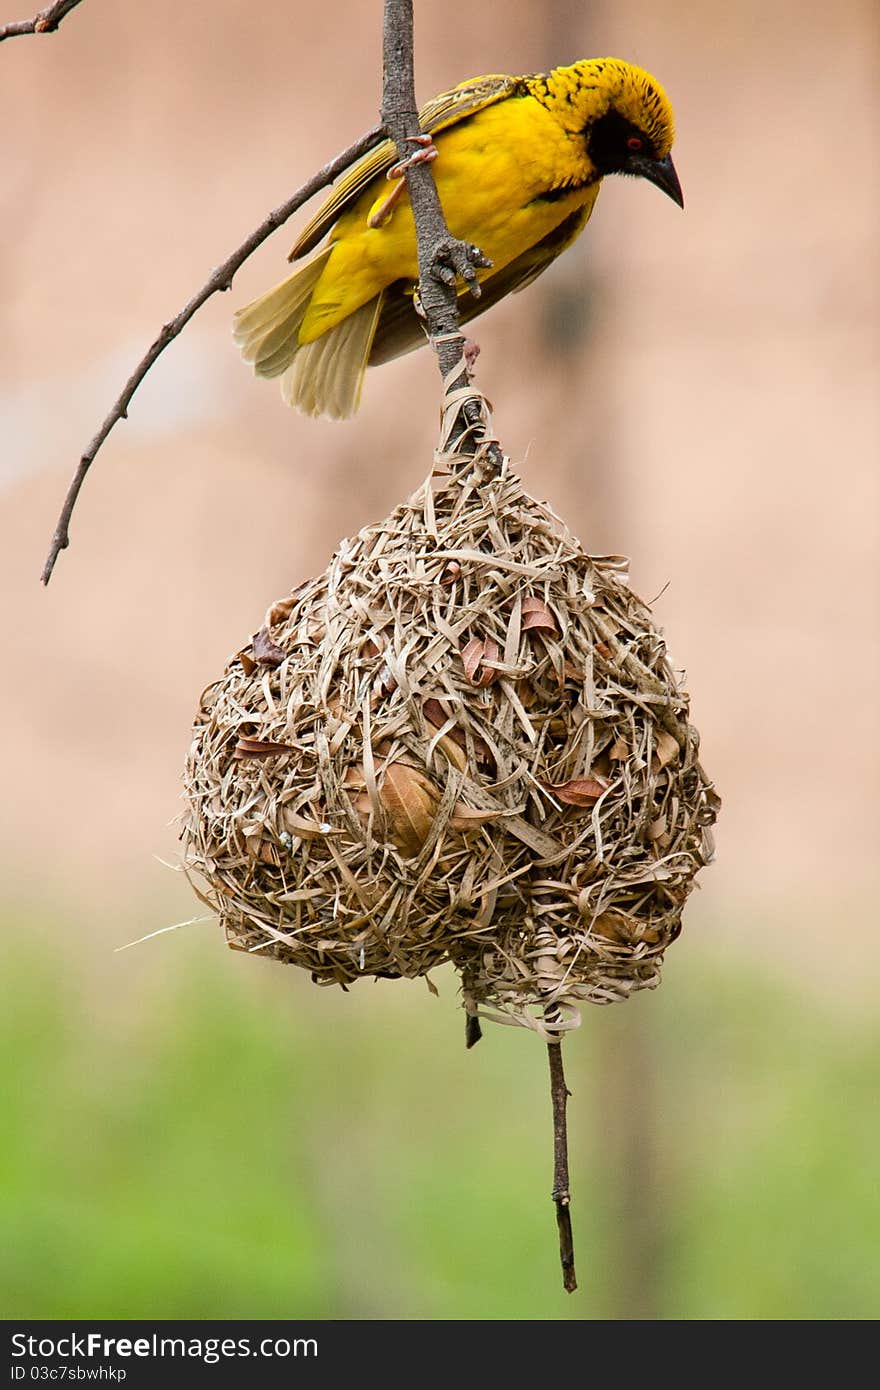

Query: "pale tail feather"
left=232, top=248, right=332, bottom=379
left=280, top=294, right=383, bottom=420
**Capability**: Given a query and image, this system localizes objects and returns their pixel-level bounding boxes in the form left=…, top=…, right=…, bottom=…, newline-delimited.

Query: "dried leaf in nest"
left=540, top=776, right=609, bottom=807
left=252, top=626, right=286, bottom=668
left=461, top=636, right=500, bottom=687
left=235, top=735, right=296, bottom=760
left=653, top=730, right=680, bottom=770
left=422, top=698, right=491, bottom=770
left=378, top=761, right=440, bottom=857
left=181, top=448, right=718, bottom=1032
left=521, top=596, right=558, bottom=633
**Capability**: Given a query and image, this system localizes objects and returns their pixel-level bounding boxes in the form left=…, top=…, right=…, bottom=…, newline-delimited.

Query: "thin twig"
left=380, top=0, right=504, bottom=468
left=40, top=123, right=385, bottom=584
left=0, top=0, right=82, bottom=41
left=547, top=1031, right=577, bottom=1293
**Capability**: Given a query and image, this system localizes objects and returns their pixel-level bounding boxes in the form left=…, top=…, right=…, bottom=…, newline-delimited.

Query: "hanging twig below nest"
left=547, top=1030, right=577, bottom=1293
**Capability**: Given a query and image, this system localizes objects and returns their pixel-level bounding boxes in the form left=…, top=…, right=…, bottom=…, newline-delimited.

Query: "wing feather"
left=288, top=74, right=525, bottom=262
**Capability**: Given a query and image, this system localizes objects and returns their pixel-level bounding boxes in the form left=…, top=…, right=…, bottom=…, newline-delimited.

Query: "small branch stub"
left=0, top=0, right=83, bottom=42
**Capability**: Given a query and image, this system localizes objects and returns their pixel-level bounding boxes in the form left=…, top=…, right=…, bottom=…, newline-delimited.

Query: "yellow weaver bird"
left=234, top=57, right=682, bottom=420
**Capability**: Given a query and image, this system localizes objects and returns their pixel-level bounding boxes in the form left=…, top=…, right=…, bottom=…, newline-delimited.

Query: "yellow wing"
left=287, top=74, right=526, bottom=262
left=368, top=203, right=594, bottom=365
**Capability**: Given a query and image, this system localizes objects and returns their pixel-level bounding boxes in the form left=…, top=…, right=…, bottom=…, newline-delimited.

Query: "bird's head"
left=550, top=58, right=683, bottom=208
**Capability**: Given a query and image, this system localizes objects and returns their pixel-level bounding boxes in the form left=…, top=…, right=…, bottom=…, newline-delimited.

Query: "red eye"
left=627, top=136, right=643, bottom=152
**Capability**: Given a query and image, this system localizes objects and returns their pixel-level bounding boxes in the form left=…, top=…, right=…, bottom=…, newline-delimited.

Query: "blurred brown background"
left=2, top=0, right=878, bottom=1320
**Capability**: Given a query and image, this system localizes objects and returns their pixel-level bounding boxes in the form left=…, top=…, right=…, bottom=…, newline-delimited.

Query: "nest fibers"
left=182, top=433, right=718, bottom=1036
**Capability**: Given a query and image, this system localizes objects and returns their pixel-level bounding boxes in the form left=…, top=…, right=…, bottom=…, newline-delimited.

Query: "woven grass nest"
left=182, top=435, right=718, bottom=1037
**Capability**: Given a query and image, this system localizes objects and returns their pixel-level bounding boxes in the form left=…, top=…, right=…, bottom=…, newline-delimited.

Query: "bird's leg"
left=367, top=134, right=438, bottom=229
left=370, top=137, right=493, bottom=298
left=367, top=182, right=406, bottom=230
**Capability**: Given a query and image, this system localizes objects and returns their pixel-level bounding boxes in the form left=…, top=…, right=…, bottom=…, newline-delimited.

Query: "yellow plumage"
left=234, top=58, right=681, bottom=419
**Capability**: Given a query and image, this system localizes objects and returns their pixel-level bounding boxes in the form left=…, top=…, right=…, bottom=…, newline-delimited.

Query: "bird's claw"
left=387, top=134, right=439, bottom=180
left=431, top=239, right=492, bottom=298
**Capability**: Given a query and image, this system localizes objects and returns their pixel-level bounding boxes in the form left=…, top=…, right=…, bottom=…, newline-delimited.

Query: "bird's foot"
left=387, top=132, right=439, bottom=179
left=367, top=137, right=440, bottom=229
left=431, top=238, right=492, bottom=299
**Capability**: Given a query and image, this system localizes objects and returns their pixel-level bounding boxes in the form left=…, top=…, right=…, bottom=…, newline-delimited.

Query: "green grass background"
left=2, top=907, right=877, bottom=1321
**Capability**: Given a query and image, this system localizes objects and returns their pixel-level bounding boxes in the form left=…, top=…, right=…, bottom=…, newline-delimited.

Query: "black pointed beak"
left=627, top=151, right=684, bottom=208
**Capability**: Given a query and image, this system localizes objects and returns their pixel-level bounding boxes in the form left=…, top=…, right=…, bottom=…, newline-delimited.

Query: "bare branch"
left=43, top=0, right=503, bottom=585
left=380, top=0, right=503, bottom=467
left=0, top=0, right=83, bottom=42
left=40, top=123, right=385, bottom=584
left=547, top=1032, right=578, bottom=1293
